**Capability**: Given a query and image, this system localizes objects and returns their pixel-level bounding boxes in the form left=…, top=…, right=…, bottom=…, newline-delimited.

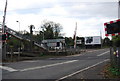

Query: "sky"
left=0, top=0, right=119, bottom=38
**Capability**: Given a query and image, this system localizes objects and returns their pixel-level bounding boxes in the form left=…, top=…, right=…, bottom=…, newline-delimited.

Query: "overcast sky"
left=0, top=0, right=119, bottom=38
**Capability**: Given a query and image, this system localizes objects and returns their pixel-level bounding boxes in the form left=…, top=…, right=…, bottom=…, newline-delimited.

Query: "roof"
left=42, top=39, right=65, bottom=43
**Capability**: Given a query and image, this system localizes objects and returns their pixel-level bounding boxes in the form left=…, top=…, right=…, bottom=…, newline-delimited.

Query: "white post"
left=74, top=22, right=77, bottom=49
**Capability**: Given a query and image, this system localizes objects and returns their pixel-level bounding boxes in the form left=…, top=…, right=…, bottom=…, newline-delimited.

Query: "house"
left=41, top=39, right=65, bottom=50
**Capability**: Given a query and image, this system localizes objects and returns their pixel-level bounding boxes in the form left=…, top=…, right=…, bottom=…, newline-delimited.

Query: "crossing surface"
left=2, top=48, right=110, bottom=80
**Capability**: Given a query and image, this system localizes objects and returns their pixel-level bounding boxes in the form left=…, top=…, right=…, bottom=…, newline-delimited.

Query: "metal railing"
left=5, top=26, right=47, bottom=50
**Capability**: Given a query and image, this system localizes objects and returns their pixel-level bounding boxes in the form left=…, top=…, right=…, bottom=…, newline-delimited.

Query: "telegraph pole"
left=2, top=0, right=8, bottom=61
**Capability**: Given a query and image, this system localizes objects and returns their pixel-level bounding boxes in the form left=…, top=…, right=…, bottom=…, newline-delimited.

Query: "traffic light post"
left=2, top=33, right=7, bottom=41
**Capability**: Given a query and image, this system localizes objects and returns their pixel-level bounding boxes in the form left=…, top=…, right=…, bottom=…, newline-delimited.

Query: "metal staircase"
left=5, top=26, right=47, bottom=51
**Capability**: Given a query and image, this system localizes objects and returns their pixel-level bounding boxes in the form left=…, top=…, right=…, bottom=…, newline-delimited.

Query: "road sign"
left=85, top=36, right=101, bottom=45
left=104, top=19, right=120, bottom=36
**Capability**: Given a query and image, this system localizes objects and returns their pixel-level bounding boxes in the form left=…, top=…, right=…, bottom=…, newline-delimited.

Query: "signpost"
left=104, top=19, right=120, bottom=71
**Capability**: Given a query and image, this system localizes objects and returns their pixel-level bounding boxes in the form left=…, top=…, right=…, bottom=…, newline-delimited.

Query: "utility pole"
left=2, top=0, right=8, bottom=61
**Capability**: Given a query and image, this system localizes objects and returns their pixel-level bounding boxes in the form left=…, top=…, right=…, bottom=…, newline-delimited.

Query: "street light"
left=16, top=21, right=21, bottom=57
left=16, top=21, right=20, bottom=33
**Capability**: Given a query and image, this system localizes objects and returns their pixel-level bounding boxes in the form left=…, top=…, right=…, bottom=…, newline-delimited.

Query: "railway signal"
left=2, top=33, right=7, bottom=41
left=104, top=19, right=120, bottom=36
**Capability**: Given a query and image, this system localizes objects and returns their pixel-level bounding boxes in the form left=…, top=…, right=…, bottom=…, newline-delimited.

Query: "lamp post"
left=16, top=21, right=21, bottom=57
left=16, top=21, right=20, bottom=33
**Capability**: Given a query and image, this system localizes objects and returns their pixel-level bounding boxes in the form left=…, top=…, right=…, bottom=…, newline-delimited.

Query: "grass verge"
left=102, top=63, right=120, bottom=79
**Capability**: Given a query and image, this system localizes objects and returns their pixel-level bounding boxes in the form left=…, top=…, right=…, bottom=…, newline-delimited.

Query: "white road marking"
left=87, top=49, right=107, bottom=53
left=0, top=65, right=18, bottom=72
left=65, top=54, right=82, bottom=57
left=97, top=51, right=110, bottom=56
left=20, top=60, right=78, bottom=72
left=87, top=49, right=99, bottom=53
left=22, top=60, right=38, bottom=63
left=65, top=49, right=108, bottom=58
left=56, top=59, right=109, bottom=81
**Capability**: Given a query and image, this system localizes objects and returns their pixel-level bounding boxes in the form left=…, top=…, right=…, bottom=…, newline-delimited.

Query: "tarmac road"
left=1, top=48, right=110, bottom=80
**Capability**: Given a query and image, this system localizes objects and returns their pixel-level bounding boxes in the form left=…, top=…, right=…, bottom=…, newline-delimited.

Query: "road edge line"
left=56, top=59, right=109, bottom=81
left=0, top=66, right=18, bottom=72
left=97, top=51, right=109, bottom=56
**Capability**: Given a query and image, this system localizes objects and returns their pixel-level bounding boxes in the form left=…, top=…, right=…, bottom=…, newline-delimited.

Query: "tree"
left=54, top=23, right=62, bottom=38
left=40, top=20, right=63, bottom=39
left=65, top=37, right=74, bottom=47
left=103, top=37, right=111, bottom=47
left=44, top=24, right=54, bottom=39
left=7, top=36, right=22, bottom=51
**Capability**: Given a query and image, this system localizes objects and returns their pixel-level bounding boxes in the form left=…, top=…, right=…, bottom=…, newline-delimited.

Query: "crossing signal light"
left=106, top=21, right=120, bottom=34
left=2, top=33, right=11, bottom=41
left=104, top=19, right=120, bottom=36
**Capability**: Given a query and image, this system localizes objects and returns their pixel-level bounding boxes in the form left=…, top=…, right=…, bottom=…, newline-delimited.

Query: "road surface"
left=1, top=48, right=110, bottom=80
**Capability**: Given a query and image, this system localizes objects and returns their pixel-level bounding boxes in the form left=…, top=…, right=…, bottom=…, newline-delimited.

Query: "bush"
left=112, top=35, right=120, bottom=47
